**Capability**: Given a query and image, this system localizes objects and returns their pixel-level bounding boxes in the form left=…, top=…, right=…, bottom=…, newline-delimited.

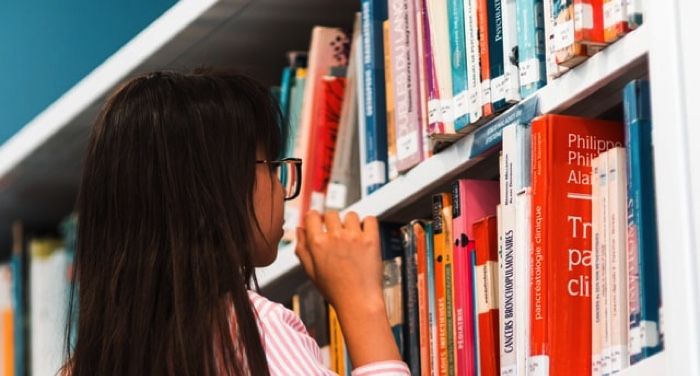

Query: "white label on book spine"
left=604, top=0, right=624, bottom=28
left=629, top=326, right=642, bottom=355
left=325, top=183, right=348, bottom=210
left=639, top=320, right=660, bottom=348
left=468, top=88, right=480, bottom=117
left=491, top=75, right=507, bottom=103
left=592, top=354, right=602, bottom=376
left=453, top=91, right=470, bottom=119
left=365, top=160, right=387, bottom=186
left=428, top=99, right=442, bottom=125
left=397, top=131, right=420, bottom=161
left=388, top=154, right=399, bottom=181
left=310, top=192, right=326, bottom=213
left=520, top=58, right=542, bottom=86
left=528, top=356, right=549, bottom=376
left=609, top=345, right=626, bottom=372
left=501, top=365, right=516, bottom=376
left=477, top=261, right=499, bottom=313
left=554, top=19, right=575, bottom=51
left=575, top=3, right=594, bottom=30
left=481, top=79, right=492, bottom=106
left=440, top=99, right=454, bottom=123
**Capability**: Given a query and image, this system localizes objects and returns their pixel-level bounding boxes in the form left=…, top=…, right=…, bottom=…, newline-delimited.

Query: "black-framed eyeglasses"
left=256, top=158, right=302, bottom=201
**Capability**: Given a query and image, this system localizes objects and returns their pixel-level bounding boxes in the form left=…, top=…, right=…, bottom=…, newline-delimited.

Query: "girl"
left=65, top=70, right=410, bottom=375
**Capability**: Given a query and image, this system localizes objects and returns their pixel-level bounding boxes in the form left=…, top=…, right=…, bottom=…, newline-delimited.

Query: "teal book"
left=488, top=0, right=508, bottom=112
left=516, top=0, right=547, bottom=98
left=448, top=0, right=471, bottom=131
left=286, top=68, right=307, bottom=158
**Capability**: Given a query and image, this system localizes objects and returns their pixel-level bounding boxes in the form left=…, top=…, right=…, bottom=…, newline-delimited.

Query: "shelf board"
left=256, top=24, right=649, bottom=287
left=619, top=353, right=666, bottom=376
left=0, top=0, right=357, bottom=255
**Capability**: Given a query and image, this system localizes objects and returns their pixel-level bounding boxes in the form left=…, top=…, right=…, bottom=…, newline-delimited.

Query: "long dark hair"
left=65, top=69, right=284, bottom=375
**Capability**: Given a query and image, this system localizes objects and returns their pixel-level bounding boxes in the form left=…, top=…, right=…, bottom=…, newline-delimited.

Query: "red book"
left=473, top=216, right=500, bottom=376
left=432, top=193, right=453, bottom=375
left=529, top=114, right=624, bottom=376
left=476, top=0, right=493, bottom=117
left=413, top=220, right=432, bottom=376
left=576, top=0, right=606, bottom=47
left=305, top=73, right=346, bottom=213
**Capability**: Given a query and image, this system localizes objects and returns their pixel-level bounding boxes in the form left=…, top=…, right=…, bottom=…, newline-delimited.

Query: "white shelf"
left=257, top=24, right=649, bottom=287
left=0, top=0, right=357, bottom=253
left=618, top=353, right=666, bottom=376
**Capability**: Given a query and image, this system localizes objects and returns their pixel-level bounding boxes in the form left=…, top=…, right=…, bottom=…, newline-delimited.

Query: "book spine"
left=502, top=0, right=521, bottom=104
left=443, top=198, right=456, bottom=376
left=600, top=151, right=611, bottom=375
left=575, top=0, right=606, bottom=47
left=428, top=0, right=456, bottom=136
left=356, top=20, right=370, bottom=199
left=542, top=0, right=568, bottom=79
left=384, top=20, right=399, bottom=181
left=388, top=0, right=425, bottom=172
left=552, top=2, right=587, bottom=68
left=591, top=155, right=603, bottom=376
left=500, top=126, right=518, bottom=376
left=464, top=0, right=484, bottom=126
left=414, top=2, right=433, bottom=161
left=433, top=194, right=449, bottom=376
left=329, top=304, right=346, bottom=374
left=607, top=147, right=629, bottom=373
left=414, top=221, right=433, bottom=376
left=626, top=0, right=643, bottom=29
left=516, top=0, right=547, bottom=98
left=425, top=222, right=441, bottom=376
left=477, top=0, right=494, bottom=116
left=469, top=242, right=482, bottom=376
left=384, top=257, right=405, bottom=355
left=420, top=0, right=445, bottom=143
left=623, top=80, right=662, bottom=364
left=514, top=189, right=532, bottom=376
left=402, top=225, right=421, bottom=375
left=474, top=217, right=500, bottom=376
left=0, top=265, right=15, bottom=376
left=447, top=0, right=472, bottom=131
left=603, top=0, right=629, bottom=43
left=487, top=0, right=507, bottom=112
left=361, top=0, right=389, bottom=193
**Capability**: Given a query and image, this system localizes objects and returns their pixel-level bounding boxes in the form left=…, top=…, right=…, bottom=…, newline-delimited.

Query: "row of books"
left=274, top=0, right=646, bottom=241
left=290, top=79, right=662, bottom=376
left=0, top=216, right=77, bottom=376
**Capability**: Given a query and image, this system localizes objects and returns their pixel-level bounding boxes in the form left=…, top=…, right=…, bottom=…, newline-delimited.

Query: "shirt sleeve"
left=249, top=291, right=411, bottom=376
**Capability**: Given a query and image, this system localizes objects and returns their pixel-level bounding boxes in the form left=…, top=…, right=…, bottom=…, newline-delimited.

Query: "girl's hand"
left=294, top=210, right=385, bottom=314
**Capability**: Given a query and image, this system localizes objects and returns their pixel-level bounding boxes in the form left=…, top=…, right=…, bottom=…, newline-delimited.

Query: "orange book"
left=1, top=265, right=15, bottom=376
left=603, top=0, right=629, bottom=43
left=529, top=114, right=624, bottom=376
left=328, top=304, right=346, bottom=374
left=432, top=193, right=453, bottom=375
left=473, top=216, right=500, bottom=376
left=553, top=2, right=588, bottom=68
left=413, top=220, right=432, bottom=376
left=384, top=20, right=398, bottom=181
left=476, top=0, right=493, bottom=117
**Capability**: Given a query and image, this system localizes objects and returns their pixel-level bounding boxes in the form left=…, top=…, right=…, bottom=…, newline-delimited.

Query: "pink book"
left=419, top=0, right=443, bottom=148
left=451, top=179, right=500, bottom=374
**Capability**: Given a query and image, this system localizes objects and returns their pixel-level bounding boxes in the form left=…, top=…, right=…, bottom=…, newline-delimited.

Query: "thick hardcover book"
left=606, top=147, right=630, bottom=373
left=447, top=0, right=472, bottom=131
left=529, top=114, right=624, bottom=376
left=623, top=80, right=662, bottom=364
left=402, top=224, right=421, bottom=375
left=514, top=188, right=532, bottom=376
left=487, top=0, right=508, bottom=112
left=413, top=220, right=433, bottom=376
left=433, top=193, right=454, bottom=375
left=473, top=216, right=500, bottom=376
left=502, top=0, right=522, bottom=104
left=603, top=0, right=629, bottom=43
left=463, top=0, right=484, bottom=129
left=309, top=73, right=347, bottom=212
left=361, top=0, right=391, bottom=185
left=516, top=0, right=547, bottom=98
left=389, top=0, right=426, bottom=172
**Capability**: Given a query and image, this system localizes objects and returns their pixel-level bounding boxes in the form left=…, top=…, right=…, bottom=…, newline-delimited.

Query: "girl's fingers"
left=295, top=227, right=315, bottom=279
left=304, top=210, right=324, bottom=242
left=362, top=216, right=380, bottom=247
left=343, top=211, right=361, bottom=232
left=324, top=211, right=343, bottom=233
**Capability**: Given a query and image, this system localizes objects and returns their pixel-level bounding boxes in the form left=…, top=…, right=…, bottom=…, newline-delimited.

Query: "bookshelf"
left=257, top=24, right=649, bottom=288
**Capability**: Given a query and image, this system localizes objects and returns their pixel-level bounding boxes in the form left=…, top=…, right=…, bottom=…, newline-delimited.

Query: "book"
left=477, top=0, right=494, bottom=116
left=414, top=1, right=434, bottom=160
left=388, top=0, right=426, bottom=172
left=626, top=0, right=643, bottom=29
left=402, top=224, right=421, bottom=375
left=384, top=256, right=405, bottom=355
left=384, top=19, right=399, bottom=181
left=432, top=193, right=453, bottom=375
left=329, top=304, right=347, bottom=374
left=514, top=188, right=532, bottom=376
left=413, top=220, right=433, bottom=376
left=463, top=0, right=484, bottom=127
left=425, top=221, right=441, bottom=376
left=529, top=114, right=624, bottom=376
left=326, top=17, right=362, bottom=211
left=552, top=1, right=589, bottom=68
left=418, top=0, right=446, bottom=146
left=361, top=0, right=391, bottom=189
left=603, top=0, right=629, bottom=43
left=516, top=0, right=547, bottom=98
left=294, top=281, right=330, bottom=366
left=606, top=147, right=629, bottom=373
left=11, top=222, right=28, bottom=376
left=0, top=264, right=14, bottom=376
left=577, top=0, right=607, bottom=48
left=590, top=152, right=607, bottom=376
left=623, top=80, right=662, bottom=364
left=473, top=216, right=500, bottom=376
left=487, top=0, right=508, bottom=112
left=308, top=70, right=347, bottom=212
left=286, top=67, right=307, bottom=160
left=543, top=0, right=570, bottom=78
left=447, top=0, right=472, bottom=131
left=502, top=0, right=522, bottom=104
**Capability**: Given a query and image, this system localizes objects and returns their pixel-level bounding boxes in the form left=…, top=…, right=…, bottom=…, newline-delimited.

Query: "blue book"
left=279, top=67, right=294, bottom=117
left=516, top=0, right=547, bottom=98
left=402, top=224, right=421, bottom=375
left=447, top=0, right=471, bottom=131
left=623, top=79, right=663, bottom=364
left=470, top=244, right=481, bottom=376
left=488, top=0, right=508, bottom=112
left=361, top=0, right=389, bottom=195
left=286, top=68, right=307, bottom=158
left=10, top=222, right=27, bottom=376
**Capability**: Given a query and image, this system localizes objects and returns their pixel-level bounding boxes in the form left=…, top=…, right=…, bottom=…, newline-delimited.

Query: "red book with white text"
left=529, top=114, right=624, bottom=376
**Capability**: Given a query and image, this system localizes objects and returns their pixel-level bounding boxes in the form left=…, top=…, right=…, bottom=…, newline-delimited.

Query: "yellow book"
left=328, top=304, right=346, bottom=374
left=383, top=20, right=398, bottom=181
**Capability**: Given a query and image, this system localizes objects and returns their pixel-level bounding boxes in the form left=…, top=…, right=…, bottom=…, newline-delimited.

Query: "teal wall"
left=0, top=0, right=177, bottom=145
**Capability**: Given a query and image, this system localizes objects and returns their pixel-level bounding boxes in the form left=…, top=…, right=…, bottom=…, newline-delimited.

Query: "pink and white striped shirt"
left=248, top=291, right=411, bottom=376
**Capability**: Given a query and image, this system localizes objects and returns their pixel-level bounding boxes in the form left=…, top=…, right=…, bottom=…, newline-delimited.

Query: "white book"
left=591, top=155, right=604, bottom=376
left=501, top=0, right=522, bottom=104
left=542, top=0, right=569, bottom=80
left=31, top=240, right=69, bottom=376
left=600, top=151, right=612, bottom=375
left=463, top=0, right=483, bottom=123
left=355, top=13, right=370, bottom=199
left=607, top=147, right=630, bottom=372
left=514, top=188, right=532, bottom=376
